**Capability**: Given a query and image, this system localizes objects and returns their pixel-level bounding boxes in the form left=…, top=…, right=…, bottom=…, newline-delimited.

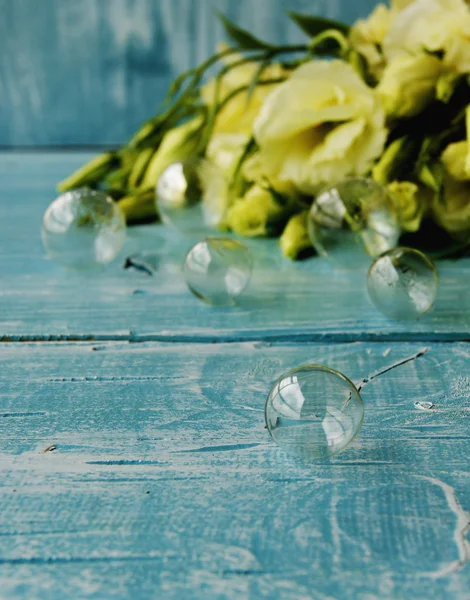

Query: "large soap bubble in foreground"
left=265, top=365, right=364, bottom=460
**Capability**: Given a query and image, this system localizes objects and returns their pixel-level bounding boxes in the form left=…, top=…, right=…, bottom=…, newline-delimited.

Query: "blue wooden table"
left=1, top=152, right=469, bottom=599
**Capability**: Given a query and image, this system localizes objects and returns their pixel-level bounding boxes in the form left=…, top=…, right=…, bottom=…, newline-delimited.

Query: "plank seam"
left=2, top=334, right=470, bottom=344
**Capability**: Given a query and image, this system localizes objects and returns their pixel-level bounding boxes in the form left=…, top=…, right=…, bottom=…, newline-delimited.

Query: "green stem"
left=164, top=46, right=243, bottom=104
left=308, top=29, right=350, bottom=56
left=131, top=43, right=308, bottom=150
left=196, top=53, right=266, bottom=152
left=268, top=44, right=309, bottom=54
left=246, top=59, right=272, bottom=103
left=217, top=77, right=286, bottom=112
left=198, top=76, right=286, bottom=154
left=229, top=136, right=257, bottom=195
left=130, top=101, right=203, bottom=149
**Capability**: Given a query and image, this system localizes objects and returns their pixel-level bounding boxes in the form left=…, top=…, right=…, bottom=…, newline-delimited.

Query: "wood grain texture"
left=0, top=0, right=379, bottom=147
left=1, top=152, right=470, bottom=342
left=1, top=341, right=470, bottom=598
left=2, top=151, right=470, bottom=599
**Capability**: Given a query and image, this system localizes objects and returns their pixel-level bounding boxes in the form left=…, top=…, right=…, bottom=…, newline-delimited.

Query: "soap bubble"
left=265, top=365, right=364, bottom=460
left=307, top=178, right=401, bottom=268
left=367, top=247, right=439, bottom=320
left=183, top=237, right=252, bottom=305
left=156, top=158, right=227, bottom=235
left=42, top=188, right=126, bottom=270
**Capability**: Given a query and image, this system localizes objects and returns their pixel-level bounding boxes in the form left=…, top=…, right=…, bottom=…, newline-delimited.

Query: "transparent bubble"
left=307, top=178, right=401, bottom=268
left=183, top=238, right=252, bottom=306
left=265, top=365, right=364, bottom=460
left=42, top=189, right=126, bottom=270
left=156, top=158, right=227, bottom=235
left=367, top=247, right=439, bottom=320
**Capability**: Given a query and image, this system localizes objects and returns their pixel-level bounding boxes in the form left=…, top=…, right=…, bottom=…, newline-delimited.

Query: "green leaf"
left=263, top=182, right=289, bottom=208
left=288, top=12, right=349, bottom=38
left=412, top=135, right=446, bottom=200
left=348, top=49, right=368, bottom=81
left=436, top=73, right=463, bottom=104
left=217, top=12, right=272, bottom=50
left=57, top=152, right=119, bottom=192
left=118, top=188, right=158, bottom=224
left=372, top=137, right=420, bottom=184
left=128, top=147, right=156, bottom=189
left=417, top=162, right=444, bottom=194
left=414, top=124, right=463, bottom=182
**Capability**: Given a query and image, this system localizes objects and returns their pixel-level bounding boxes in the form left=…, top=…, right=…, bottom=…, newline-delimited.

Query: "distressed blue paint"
left=0, top=341, right=469, bottom=598
left=1, top=151, right=470, bottom=598
left=0, top=0, right=380, bottom=147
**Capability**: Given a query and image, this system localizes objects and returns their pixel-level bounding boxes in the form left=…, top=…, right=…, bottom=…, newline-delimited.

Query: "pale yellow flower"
left=387, top=181, right=428, bottom=232
left=383, top=0, right=470, bottom=74
left=205, top=132, right=248, bottom=178
left=201, top=45, right=285, bottom=135
left=434, top=137, right=470, bottom=239
left=251, top=60, right=387, bottom=194
left=350, top=4, right=392, bottom=47
left=441, top=141, right=470, bottom=181
left=377, top=54, right=443, bottom=118
left=241, top=152, right=298, bottom=198
left=349, top=4, right=393, bottom=78
left=433, top=175, right=470, bottom=240
left=199, top=133, right=250, bottom=221
left=225, top=184, right=296, bottom=237
left=391, top=0, right=416, bottom=8
left=204, top=133, right=298, bottom=226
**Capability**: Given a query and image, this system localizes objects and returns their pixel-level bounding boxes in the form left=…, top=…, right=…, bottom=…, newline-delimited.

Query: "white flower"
left=349, top=4, right=393, bottom=78
left=377, top=53, right=443, bottom=118
left=383, top=0, right=470, bottom=74
left=251, top=60, right=387, bottom=194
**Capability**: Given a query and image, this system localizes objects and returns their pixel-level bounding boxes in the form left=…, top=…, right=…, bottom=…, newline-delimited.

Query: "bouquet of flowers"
left=59, top=0, right=470, bottom=259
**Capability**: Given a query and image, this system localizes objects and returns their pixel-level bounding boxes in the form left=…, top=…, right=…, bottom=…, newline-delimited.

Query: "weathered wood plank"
left=1, top=152, right=470, bottom=342
left=1, top=341, right=469, bottom=598
left=0, top=0, right=379, bottom=147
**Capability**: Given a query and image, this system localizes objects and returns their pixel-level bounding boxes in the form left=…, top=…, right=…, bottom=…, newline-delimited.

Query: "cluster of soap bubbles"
left=265, top=179, right=437, bottom=462
left=42, top=162, right=439, bottom=319
left=307, top=178, right=439, bottom=320
left=41, top=161, right=440, bottom=462
left=42, top=160, right=251, bottom=306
